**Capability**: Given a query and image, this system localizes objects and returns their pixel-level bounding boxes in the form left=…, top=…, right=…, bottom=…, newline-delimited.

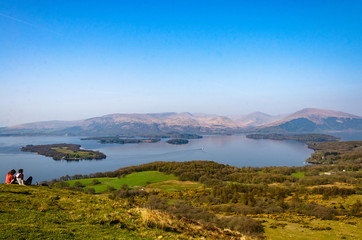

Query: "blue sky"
left=1, top=0, right=361, bottom=126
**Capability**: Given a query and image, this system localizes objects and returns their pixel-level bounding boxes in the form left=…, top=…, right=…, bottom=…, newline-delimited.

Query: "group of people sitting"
left=5, top=169, right=32, bottom=185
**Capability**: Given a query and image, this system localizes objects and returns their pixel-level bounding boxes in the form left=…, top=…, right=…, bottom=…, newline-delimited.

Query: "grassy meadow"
left=66, top=171, right=181, bottom=193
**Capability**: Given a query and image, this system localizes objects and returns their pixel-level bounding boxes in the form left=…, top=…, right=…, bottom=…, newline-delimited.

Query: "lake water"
left=1, top=133, right=361, bottom=183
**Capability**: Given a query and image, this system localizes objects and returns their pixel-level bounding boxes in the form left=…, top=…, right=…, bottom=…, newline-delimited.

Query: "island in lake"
left=81, top=132, right=202, bottom=143
left=166, top=139, right=189, bottom=145
left=81, top=137, right=161, bottom=144
left=147, top=133, right=202, bottom=139
left=21, top=143, right=106, bottom=160
left=246, top=133, right=340, bottom=143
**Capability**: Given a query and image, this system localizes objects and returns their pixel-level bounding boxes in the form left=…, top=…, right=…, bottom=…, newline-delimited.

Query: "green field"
left=147, top=180, right=203, bottom=192
left=67, top=171, right=178, bottom=193
left=291, top=171, right=305, bottom=178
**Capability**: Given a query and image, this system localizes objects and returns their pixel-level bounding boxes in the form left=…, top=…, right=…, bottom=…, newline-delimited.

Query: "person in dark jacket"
left=15, top=169, right=32, bottom=185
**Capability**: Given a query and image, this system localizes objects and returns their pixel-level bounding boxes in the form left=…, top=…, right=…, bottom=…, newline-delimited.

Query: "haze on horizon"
left=1, top=1, right=361, bottom=127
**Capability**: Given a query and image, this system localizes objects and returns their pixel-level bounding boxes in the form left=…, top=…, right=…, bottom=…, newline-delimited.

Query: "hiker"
left=5, top=169, right=16, bottom=184
left=15, top=169, right=32, bottom=185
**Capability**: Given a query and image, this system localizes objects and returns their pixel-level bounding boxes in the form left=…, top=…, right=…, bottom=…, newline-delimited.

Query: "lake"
left=1, top=132, right=361, bottom=183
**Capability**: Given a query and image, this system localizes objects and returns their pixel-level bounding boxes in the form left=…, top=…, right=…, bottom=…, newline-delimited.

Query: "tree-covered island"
left=166, top=138, right=189, bottom=145
left=21, top=143, right=106, bottom=160
left=150, top=132, right=203, bottom=139
left=81, top=133, right=202, bottom=144
left=246, top=133, right=341, bottom=143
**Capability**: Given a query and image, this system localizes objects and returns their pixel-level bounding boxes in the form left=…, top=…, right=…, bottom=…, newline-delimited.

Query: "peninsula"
left=306, top=141, right=362, bottom=164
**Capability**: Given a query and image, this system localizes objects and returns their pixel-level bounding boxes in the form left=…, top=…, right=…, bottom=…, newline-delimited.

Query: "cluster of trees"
left=204, top=183, right=358, bottom=219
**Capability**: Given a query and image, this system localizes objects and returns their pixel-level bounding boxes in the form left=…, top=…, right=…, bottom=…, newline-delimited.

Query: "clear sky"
left=1, top=0, right=361, bottom=126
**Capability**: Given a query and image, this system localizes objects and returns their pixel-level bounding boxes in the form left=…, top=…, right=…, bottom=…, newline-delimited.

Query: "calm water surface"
left=0, top=133, right=360, bottom=183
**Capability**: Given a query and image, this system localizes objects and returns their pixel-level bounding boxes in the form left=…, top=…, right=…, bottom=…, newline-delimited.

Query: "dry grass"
left=132, top=207, right=254, bottom=240
left=306, top=182, right=355, bottom=189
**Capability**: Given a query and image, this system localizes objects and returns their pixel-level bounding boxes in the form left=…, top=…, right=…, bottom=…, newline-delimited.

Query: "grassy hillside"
left=0, top=184, right=249, bottom=240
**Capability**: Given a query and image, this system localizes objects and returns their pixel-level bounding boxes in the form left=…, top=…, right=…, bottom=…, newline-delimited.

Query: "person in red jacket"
left=5, top=169, right=16, bottom=184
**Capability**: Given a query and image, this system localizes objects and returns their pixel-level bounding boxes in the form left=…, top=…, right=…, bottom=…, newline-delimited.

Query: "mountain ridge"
left=262, top=108, right=361, bottom=127
left=1, top=108, right=361, bottom=136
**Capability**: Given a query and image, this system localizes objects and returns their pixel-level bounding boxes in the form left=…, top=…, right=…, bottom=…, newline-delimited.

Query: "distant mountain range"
left=1, top=108, right=361, bottom=136
left=1, top=112, right=243, bottom=136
